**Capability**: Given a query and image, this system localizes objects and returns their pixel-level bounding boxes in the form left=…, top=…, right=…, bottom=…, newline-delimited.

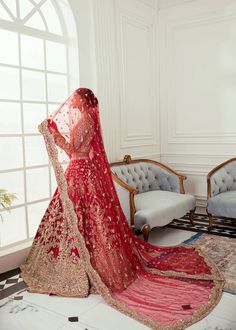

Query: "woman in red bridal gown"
left=21, top=88, right=224, bottom=330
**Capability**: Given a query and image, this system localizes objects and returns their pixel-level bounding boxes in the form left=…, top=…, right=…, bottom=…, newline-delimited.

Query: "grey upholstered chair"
left=110, top=155, right=196, bottom=241
left=207, top=157, right=236, bottom=230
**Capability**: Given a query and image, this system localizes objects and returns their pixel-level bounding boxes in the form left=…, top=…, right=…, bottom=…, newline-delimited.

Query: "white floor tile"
left=79, top=301, right=150, bottom=330
left=211, top=292, right=236, bottom=322
left=20, top=291, right=103, bottom=317
left=59, top=320, right=100, bottom=330
left=186, top=313, right=236, bottom=330
left=148, top=227, right=196, bottom=246
left=0, top=298, right=66, bottom=330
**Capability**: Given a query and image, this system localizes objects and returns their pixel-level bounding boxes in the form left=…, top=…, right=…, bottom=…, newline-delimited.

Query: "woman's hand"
left=47, top=119, right=59, bottom=135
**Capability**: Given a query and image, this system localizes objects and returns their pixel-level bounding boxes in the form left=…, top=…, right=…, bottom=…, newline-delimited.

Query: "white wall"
left=158, top=0, right=236, bottom=211
left=71, top=0, right=160, bottom=162
left=84, top=0, right=236, bottom=211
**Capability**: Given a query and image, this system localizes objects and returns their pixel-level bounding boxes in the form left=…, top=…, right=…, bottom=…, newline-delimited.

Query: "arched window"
left=0, top=0, right=79, bottom=249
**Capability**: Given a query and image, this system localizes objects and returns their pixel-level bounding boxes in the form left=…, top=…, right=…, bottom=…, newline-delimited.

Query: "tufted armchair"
left=207, top=157, right=236, bottom=230
left=110, top=155, right=196, bottom=241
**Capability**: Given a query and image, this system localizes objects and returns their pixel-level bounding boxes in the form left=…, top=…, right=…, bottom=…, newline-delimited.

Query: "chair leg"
left=207, top=211, right=213, bottom=231
left=189, top=208, right=196, bottom=226
left=142, top=224, right=151, bottom=242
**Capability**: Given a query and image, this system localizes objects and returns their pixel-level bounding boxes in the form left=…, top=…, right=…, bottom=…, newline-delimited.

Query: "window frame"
left=0, top=0, right=79, bottom=251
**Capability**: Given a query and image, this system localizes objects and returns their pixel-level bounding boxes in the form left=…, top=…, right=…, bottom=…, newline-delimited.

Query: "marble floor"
left=0, top=228, right=236, bottom=330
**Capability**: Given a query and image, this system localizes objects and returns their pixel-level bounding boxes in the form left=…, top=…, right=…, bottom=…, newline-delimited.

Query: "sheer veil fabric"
left=21, top=88, right=224, bottom=330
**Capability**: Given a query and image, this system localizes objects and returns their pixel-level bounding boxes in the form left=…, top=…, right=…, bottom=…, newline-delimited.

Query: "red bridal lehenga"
left=21, top=88, right=224, bottom=330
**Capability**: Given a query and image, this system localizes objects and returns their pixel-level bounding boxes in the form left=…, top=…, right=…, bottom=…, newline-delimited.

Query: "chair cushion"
left=134, top=191, right=196, bottom=230
left=207, top=191, right=236, bottom=218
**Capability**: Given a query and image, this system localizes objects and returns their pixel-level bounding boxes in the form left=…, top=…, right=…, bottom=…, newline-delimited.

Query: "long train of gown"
left=21, top=118, right=224, bottom=330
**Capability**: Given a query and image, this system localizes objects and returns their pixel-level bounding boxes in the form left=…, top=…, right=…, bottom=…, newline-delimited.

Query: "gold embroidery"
left=20, top=119, right=224, bottom=330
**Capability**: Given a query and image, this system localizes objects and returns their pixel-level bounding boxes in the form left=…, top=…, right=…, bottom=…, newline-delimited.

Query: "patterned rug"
left=168, top=213, right=236, bottom=238
left=184, top=233, right=236, bottom=294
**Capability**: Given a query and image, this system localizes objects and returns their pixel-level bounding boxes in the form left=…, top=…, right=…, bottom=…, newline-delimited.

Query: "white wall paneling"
left=90, top=0, right=120, bottom=161
left=71, top=0, right=160, bottom=162
left=138, top=0, right=159, bottom=9
left=115, top=0, right=160, bottom=160
left=159, top=0, right=195, bottom=9
left=90, top=0, right=160, bottom=161
left=159, top=0, right=236, bottom=209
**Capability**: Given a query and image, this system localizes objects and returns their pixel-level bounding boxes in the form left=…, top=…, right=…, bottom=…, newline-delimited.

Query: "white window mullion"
left=0, top=62, right=68, bottom=76
left=0, top=164, right=51, bottom=176
left=0, top=18, right=65, bottom=42
left=21, top=0, right=47, bottom=25
left=0, top=197, right=50, bottom=213
left=0, top=133, right=40, bottom=137
left=43, top=38, right=52, bottom=197
left=17, top=32, right=29, bottom=240
left=52, top=0, right=70, bottom=94
left=65, top=41, right=70, bottom=95
left=0, top=99, right=60, bottom=105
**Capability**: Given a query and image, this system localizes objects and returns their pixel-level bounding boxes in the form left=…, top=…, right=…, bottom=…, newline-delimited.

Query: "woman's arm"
left=47, top=120, right=73, bottom=157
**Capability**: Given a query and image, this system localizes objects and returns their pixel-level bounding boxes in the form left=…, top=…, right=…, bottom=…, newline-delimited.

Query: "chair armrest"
left=207, top=172, right=213, bottom=199
left=112, top=174, right=138, bottom=227
left=178, top=176, right=186, bottom=194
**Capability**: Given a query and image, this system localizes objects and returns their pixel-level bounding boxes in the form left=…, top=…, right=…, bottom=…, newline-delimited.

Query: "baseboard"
left=0, top=244, right=31, bottom=274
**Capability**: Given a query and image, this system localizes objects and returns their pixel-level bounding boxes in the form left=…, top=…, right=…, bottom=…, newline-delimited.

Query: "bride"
left=21, top=88, right=224, bottom=330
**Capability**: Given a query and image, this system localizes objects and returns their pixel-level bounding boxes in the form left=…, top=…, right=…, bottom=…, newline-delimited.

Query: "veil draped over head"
left=28, top=88, right=225, bottom=330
